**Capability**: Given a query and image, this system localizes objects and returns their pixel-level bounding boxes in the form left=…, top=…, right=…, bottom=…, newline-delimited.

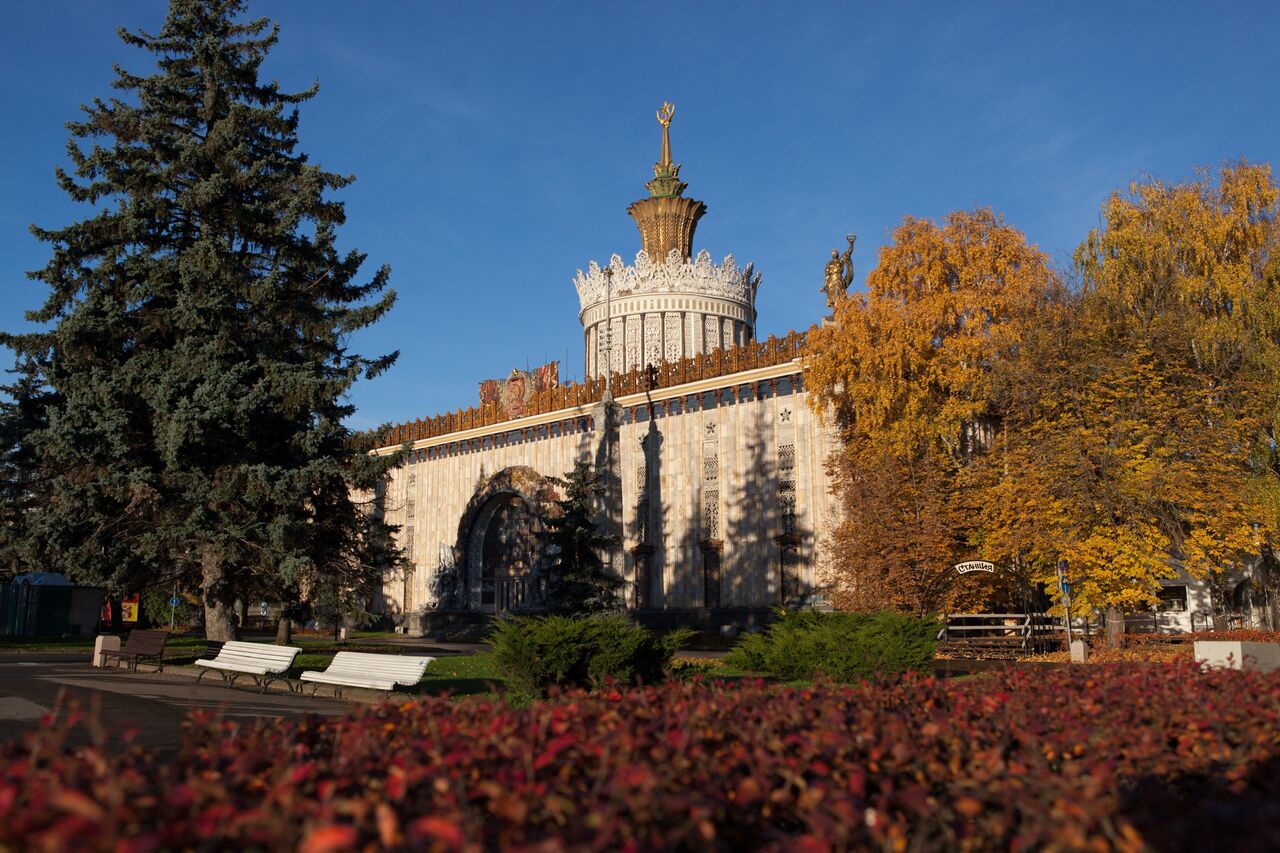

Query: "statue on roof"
left=822, top=234, right=856, bottom=310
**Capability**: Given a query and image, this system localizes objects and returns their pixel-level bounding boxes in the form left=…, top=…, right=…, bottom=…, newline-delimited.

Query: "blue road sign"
left=169, top=596, right=180, bottom=607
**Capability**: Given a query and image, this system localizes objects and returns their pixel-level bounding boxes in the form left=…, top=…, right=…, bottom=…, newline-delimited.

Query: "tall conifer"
left=0, top=350, right=54, bottom=578
left=543, top=461, right=624, bottom=614
left=8, top=0, right=402, bottom=639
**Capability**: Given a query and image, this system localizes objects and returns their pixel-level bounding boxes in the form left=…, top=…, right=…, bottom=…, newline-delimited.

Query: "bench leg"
left=261, top=675, right=292, bottom=694
left=306, top=683, right=343, bottom=699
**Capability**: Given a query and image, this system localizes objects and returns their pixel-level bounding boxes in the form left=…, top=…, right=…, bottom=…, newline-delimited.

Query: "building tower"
left=575, top=103, right=760, bottom=380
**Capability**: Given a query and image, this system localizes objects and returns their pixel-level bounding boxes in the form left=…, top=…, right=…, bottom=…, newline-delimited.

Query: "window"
left=1157, top=586, right=1187, bottom=612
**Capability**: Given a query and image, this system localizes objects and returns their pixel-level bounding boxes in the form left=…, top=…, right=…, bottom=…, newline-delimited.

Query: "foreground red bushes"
left=3, top=665, right=1280, bottom=851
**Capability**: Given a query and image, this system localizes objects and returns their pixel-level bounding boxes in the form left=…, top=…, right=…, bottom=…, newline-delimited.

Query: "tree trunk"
left=1105, top=607, right=1124, bottom=648
left=201, top=546, right=238, bottom=641
left=275, top=614, right=292, bottom=645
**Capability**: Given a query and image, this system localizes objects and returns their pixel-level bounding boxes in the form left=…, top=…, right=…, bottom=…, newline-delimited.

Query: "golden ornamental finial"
left=646, top=101, right=686, bottom=199
left=656, top=101, right=675, bottom=168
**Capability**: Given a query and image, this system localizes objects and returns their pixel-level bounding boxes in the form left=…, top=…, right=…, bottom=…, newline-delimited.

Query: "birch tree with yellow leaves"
left=806, top=209, right=1061, bottom=614
left=978, top=161, right=1280, bottom=618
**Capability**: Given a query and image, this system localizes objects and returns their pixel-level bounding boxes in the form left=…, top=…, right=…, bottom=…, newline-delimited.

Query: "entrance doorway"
left=475, top=494, right=540, bottom=613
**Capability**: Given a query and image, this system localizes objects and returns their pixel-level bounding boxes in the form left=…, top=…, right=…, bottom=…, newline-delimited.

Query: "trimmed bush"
left=1125, top=630, right=1280, bottom=646
left=489, top=613, right=688, bottom=695
left=4, top=665, right=1280, bottom=850
left=726, top=609, right=938, bottom=680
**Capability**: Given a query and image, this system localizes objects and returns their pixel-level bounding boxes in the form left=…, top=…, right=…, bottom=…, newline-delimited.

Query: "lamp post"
left=603, top=266, right=613, bottom=393
left=600, top=266, right=619, bottom=594
left=1056, top=558, right=1074, bottom=645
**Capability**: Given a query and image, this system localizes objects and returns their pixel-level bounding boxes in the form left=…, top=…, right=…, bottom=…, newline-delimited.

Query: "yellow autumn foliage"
left=806, top=209, right=1059, bottom=614
left=808, top=162, right=1280, bottom=617
left=978, top=162, right=1280, bottom=612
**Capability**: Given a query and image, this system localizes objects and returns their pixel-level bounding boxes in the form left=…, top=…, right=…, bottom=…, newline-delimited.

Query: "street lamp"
left=1056, top=559, right=1074, bottom=645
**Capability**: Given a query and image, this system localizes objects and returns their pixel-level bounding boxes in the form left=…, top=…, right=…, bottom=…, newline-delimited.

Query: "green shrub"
left=138, top=586, right=198, bottom=629
left=490, top=614, right=689, bottom=695
left=725, top=609, right=938, bottom=681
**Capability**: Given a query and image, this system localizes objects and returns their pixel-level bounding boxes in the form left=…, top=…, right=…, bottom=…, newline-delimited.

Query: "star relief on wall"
left=779, top=408, right=792, bottom=422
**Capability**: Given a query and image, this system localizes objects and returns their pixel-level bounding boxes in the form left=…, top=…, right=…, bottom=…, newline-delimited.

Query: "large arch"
left=454, top=466, right=558, bottom=612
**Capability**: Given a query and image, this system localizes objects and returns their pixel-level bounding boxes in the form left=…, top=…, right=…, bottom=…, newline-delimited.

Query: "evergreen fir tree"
left=7, top=0, right=403, bottom=639
left=0, top=350, right=54, bottom=578
left=544, top=461, right=623, bottom=614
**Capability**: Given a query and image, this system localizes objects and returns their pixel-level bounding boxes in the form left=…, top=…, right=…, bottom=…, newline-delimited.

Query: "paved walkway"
left=0, top=655, right=354, bottom=756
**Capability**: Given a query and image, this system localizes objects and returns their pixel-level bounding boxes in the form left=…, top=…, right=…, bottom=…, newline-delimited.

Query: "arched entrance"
left=476, top=494, right=538, bottom=612
left=456, top=466, right=555, bottom=613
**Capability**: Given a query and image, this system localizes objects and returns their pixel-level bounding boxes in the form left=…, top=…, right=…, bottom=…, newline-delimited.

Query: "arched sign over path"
left=954, top=561, right=996, bottom=574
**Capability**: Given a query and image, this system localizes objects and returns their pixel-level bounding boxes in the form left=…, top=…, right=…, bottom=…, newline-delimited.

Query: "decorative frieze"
left=379, top=332, right=807, bottom=448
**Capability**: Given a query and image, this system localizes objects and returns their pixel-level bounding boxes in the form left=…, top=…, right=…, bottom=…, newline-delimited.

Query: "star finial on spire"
left=646, top=101, right=687, bottom=199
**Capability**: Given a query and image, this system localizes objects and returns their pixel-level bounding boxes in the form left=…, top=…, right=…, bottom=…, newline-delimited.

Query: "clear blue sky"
left=3, top=1, right=1277, bottom=429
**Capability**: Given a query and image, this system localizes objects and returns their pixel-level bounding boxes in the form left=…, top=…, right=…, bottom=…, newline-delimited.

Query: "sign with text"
left=954, top=561, right=996, bottom=575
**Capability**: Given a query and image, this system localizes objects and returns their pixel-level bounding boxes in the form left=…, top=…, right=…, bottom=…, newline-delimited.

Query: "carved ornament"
left=574, top=249, right=761, bottom=312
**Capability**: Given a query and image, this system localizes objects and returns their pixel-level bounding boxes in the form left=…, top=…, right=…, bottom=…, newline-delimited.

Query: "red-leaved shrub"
left=3, top=664, right=1280, bottom=850
left=1125, top=630, right=1280, bottom=646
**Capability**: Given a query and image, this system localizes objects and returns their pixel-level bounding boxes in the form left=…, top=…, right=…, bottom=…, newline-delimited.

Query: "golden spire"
left=629, top=101, right=706, bottom=259
left=657, top=101, right=675, bottom=169
left=645, top=101, right=687, bottom=199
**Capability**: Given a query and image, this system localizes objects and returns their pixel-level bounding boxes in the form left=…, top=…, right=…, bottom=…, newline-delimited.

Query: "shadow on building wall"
left=719, top=381, right=810, bottom=610
left=630, top=395, right=663, bottom=609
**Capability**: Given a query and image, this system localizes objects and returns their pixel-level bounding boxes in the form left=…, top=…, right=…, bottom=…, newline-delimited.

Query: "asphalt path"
left=0, top=654, right=354, bottom=757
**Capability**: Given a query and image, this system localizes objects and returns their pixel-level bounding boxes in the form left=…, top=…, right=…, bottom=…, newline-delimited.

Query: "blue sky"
left=3, top=1, right=1277, bottom=428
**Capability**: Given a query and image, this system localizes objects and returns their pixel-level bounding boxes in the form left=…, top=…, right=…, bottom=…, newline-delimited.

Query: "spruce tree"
left=0, top=350, right=54, bottom=579
left=544, top=461, right=623, bottom=614
left=8, top=0, right=402, bottom=639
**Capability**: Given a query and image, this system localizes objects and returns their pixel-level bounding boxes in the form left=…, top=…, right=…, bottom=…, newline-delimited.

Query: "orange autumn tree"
left=980, top=162, right=1280, bottom=616
left=806, top=209, right=1060, bottom=615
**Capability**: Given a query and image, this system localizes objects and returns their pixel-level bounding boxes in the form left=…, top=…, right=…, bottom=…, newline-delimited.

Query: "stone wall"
left=373, top=358, right=837, bottom=623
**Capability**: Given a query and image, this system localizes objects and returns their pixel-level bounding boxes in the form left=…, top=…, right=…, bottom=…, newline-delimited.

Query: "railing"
left=376, top=329, right=811, bottom=449
left=938, top=613, right=1058, bottom=655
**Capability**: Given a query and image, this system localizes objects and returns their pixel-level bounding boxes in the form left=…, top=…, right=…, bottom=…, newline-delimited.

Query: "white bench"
left=299, top=651, right=434, bottom=697
left=194, top=641, right=303, bottom=693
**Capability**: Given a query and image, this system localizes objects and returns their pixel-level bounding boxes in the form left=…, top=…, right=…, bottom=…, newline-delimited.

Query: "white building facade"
left=371, top=109, right=836, bottom=630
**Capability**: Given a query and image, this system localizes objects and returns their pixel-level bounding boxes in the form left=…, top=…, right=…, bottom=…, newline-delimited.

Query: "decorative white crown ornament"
left=574, top=248, right=761, bottom=311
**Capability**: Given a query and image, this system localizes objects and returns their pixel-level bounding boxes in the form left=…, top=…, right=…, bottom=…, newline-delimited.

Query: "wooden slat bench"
left=194, top=641, right=302, bottom=693
left=100, top=629, right=169, bottom=673
left=299, top=651, right=434, bottom=697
